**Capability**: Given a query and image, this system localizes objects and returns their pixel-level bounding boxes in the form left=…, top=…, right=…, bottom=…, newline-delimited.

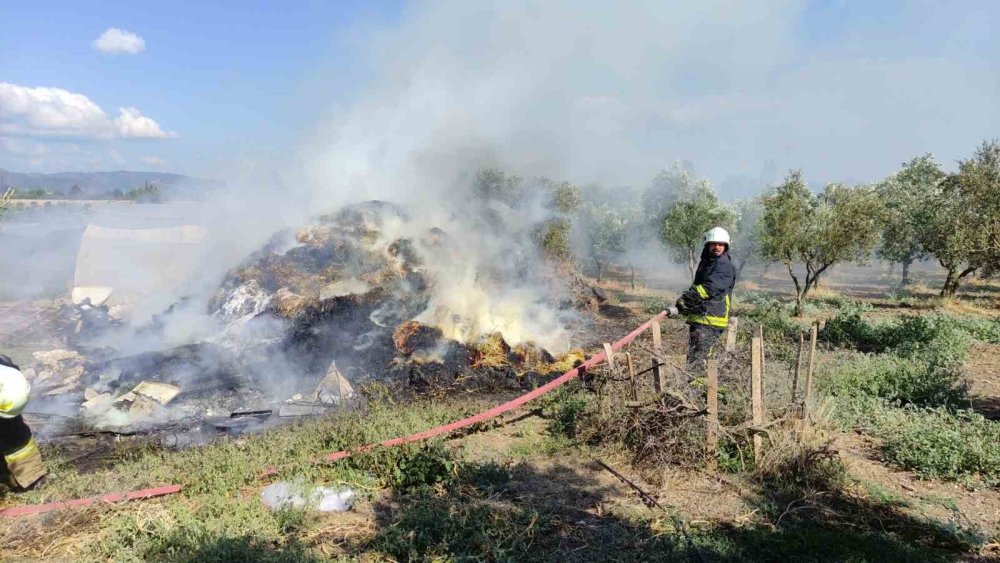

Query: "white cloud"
left=0, top=82, right=175, bottom=140
left=115, top=107, right=176, bottom=139
left=93, top=28, right=145, bottom=54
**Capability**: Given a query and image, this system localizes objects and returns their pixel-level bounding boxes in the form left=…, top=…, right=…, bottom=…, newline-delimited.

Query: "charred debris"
left=25, top=201, right=605, bottom=447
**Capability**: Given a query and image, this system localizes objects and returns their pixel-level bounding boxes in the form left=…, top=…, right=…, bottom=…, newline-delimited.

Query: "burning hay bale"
left=472, top=332, right=514, bottom=369
left=268, top=288, right=313, bottom=319
left=511, top=341, right=556, bottom=367
left=392, top=321, right=443, bottom=356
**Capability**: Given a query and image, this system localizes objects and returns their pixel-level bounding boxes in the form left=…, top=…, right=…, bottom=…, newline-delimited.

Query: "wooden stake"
left=603, top=343, right=615, bottom=373
left=751, top=335, right=764, bottom=463
left=791, top=332, right=804, bottom=403
left=803, top=324, right=818, bottom=426
left=757, top=324, right=765, bottom=403
left=626, top=352, right=637, bottom=401
left=706, top=359, right=719, bottom=471
left=725, top=316, right=739, bottom=352
left=651, top=320, right=664, bottom=392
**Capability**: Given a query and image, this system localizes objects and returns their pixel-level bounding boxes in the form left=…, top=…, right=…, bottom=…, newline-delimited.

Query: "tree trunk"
left=629, top=264, right=636, bottom=290
left=941, top=266, right=977, bottom=297
left=595, top=258, right=603, bottom=283
left=786, top=262, right=805, bottom=317
left=736, top=257, right=748, bottom=277
left=901, top=259, right=912, bottom=286
left=688, top=249, right=697, bottom=280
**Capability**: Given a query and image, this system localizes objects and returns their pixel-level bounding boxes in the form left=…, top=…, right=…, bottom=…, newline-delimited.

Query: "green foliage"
left=946, top=140, right=1000, bottom=281
left=10, top=188, right=48, bottom=199
left=389, top=442, right=458, bottom=492
left=660, top=180, right=735, bottom=277
left=125, top=183, right=163, bottom=203
left=821, top=353, right=968, bottom=408
left=876, top=406, right=1000, bottom=486
left=821, top=310, right=980, bottom=372
left=536, top=218, right=572, bottom=261
left=545, top=180, right=583, bottom=214
left=539, top=382, right=588, bottom=438
left=731, top=198, right=763, bottom=273
left=579, top=203, right=639, bottom=279
left=759, top=172, right=884, bottom=314
left=640, top=162, right=696, bottom=231
left=474, top=167, right=524, bottom=207
left=876, top=155, right=944, bottom=278
left=731, top=290, right=804, bottom=339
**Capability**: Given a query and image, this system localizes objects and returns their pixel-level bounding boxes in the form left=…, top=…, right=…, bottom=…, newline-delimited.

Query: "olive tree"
left=580, top=203, right=638, bottom=284
left=731, top=199, right=763, bottom=276
left=474, top=168, right=524, bottom=207
left=659, top=182, right=735, bottom=279
left=877, top=155, right=945, bottom=285
left=923, top=140, right=1000, bottom=296
left=641, top=163, right=696, bottom=233
left=536, top=180, right=583, bottom=263
left=760, top=171, right=884, bottom=316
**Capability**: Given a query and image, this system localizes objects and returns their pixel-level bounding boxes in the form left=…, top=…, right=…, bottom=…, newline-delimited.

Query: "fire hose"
left=1, top=311, right=667, bottom=518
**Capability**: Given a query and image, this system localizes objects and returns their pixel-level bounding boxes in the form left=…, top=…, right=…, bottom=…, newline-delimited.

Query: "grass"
left=5, top=280, right=1000, bottom=560
left=815, top=300, right=1000, bottom=489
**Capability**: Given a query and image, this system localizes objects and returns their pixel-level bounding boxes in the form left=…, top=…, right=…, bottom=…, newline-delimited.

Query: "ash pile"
left=26, top=201, right=590, bottom=443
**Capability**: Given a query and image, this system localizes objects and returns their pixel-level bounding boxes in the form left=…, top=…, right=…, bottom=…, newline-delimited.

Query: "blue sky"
left=0, top=1, right=402, bottom=176
left=1, top=1, right=998, bottom=193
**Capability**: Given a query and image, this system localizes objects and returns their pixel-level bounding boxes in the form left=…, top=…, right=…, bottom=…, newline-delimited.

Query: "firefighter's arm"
left=693, top=261, right=735, bottom=299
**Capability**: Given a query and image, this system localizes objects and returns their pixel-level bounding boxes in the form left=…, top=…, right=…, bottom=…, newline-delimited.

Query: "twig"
left=594, top=459, right=707, bottom=563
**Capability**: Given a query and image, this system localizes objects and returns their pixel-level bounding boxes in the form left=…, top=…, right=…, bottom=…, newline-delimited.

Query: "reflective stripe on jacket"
left=681, top=247, right=736, bottom=329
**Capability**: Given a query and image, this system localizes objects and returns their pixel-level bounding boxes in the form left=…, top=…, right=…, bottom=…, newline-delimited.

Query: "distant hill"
left=0, top=168, right=221, bottom=199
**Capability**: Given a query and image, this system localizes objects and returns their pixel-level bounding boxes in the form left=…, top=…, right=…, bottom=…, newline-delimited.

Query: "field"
left=1, top=261, right=999, bottom=562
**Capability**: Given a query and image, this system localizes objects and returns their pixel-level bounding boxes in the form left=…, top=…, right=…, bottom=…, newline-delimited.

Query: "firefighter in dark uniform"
left=667, top=227, right=736, bottom=373
left=0, top=355, right=46, bottom=491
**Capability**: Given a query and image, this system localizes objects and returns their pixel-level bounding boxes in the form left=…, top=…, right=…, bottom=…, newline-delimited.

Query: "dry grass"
left=470, top=332, right=513, bottom=369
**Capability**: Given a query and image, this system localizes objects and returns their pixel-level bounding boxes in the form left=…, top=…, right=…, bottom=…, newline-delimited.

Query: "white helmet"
left=0, top=364, right=30, bottom=419
left=704, top=227, right=731, bottom=247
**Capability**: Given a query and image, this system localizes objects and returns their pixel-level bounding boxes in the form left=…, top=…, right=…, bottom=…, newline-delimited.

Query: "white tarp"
left=71, top=204, right=209, bottom=310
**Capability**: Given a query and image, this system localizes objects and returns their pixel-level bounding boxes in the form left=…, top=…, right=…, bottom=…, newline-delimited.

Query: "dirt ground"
left=3, top=261, right=1000, bottom=560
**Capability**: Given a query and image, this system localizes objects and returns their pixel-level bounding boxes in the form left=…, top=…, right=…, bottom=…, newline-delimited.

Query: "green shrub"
left=877, top=406, right=1000, bottom=486
left=822, top=353, right=968, bottom=408
left=347, top=441, right=458, bottom=492
left=952, top=317, right=1000, bottom=344
left=820, top=304, right=880, bottom=350
left=539, top=383, right=588, bottom=438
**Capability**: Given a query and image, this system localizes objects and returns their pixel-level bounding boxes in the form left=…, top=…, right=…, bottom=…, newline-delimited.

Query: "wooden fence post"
left=751, top=335, right=764, bottom=463
left=791, top=332, right=804, bottom=404
left=650, top=320, right=664, bottom=393
left=802, top=324, right=818, bottom=427
left=757, top=324, right=765, bottom=403
left=706, top=359, right=719, bottom=471
left=625, top=352, right=637, bottom=401
left=725, top=317, right=739, bottom=352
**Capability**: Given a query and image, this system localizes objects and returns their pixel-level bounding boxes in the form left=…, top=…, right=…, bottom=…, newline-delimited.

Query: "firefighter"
left=666, top=227, right=736, bottom=374
left=0, top=355, right=46, bottom=491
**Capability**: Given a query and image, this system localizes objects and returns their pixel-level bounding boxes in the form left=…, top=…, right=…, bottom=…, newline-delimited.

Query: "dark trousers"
left=0, top=416, right=32, bottom=456
left=686, top=323, right=724, bottom=375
